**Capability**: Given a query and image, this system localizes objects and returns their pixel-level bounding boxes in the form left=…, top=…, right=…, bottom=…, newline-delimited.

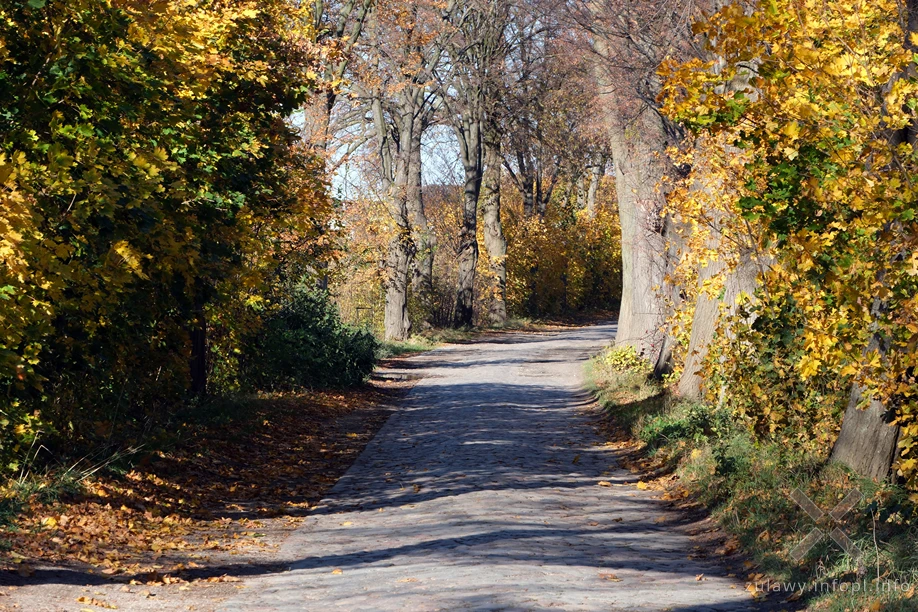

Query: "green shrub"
left=242, top=286, right=378, bottom=390
left=636, top=400, right=736, bottom=450
left=598, top=345, right=649, bottom=373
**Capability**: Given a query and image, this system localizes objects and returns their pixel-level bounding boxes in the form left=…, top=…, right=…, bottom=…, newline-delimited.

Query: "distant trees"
left=328, top=0, right=614, bottom=334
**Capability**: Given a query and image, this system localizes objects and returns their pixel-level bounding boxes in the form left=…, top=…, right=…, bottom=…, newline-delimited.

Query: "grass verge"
left=587, top=345, right=918, bottom=612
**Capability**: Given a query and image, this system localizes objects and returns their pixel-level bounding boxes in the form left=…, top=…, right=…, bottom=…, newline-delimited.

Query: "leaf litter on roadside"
left=0, top=379, right=409, bottom=586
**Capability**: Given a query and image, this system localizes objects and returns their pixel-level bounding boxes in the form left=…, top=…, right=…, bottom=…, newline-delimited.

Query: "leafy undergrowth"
left=0, top=378, right=410, bottom=596
left=587, top=348, right=918, bottom=612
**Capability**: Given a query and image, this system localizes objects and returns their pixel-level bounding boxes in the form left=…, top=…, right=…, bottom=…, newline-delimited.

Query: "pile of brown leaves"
left=0, top=379, right=409, bottom=587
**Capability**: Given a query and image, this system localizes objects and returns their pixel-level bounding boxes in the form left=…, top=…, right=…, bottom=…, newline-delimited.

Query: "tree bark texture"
left=407, top=128, right=435, bottom=327
left=452, top=115, right=483, bottom=328
left=383, top=229, right=414, bottom=341
left=832, top=379, right=900, bottom=482
left=831, top=301, right=899, bottom=481
left=652, top=214, right=684, bottom=378
left=676, top=258, right=725, bottom=399
left=455, top=165, right=481, bottom=327
left=585, top=161, right=603, bottom=217
left=482, top=132, right=508, bottom=325
left=370, top=93, right=417, bottom=341
left=607, top=105, right=670, bottom=363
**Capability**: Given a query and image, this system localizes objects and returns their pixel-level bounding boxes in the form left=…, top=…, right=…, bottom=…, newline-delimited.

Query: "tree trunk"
left=831, top=302, right=899, bottom=481
left=190, top=286, right=207, bottom=397
left=482, top=132, right=507, bottom=326
left=676, top=258, right=725, bottom=399
left=371, top=95, right=416, bottom=341
left=452, top=114, right=483, bottom=328
left=586, top=161, right=603, bottom=218
left=832, top=379, right=900, bottom=482
left=828, top=0, right=917, bottom=480
left=575, top=172, right=587, bottom=210
left=454, top=165, right=480, bottom=327
left=535, top=174, right=547, bottom=217
left=407, top=127, right=434, bottom=327
left=383, top=229, right=413, bottom=341
left=521, top=174, right=535, bottom=218
left=607, top=105, right=670, bottom=362
left=652, top=214, right=684, bottom=378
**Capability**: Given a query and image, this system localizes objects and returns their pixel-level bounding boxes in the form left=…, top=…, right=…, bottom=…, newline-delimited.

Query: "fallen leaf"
left=598, top=573, right=621, bottom=581
left=331, top=568, right=343, bottom=575
left=597, top=481, right=612, bottom=487
left=76, top=596, right=117, bottom=609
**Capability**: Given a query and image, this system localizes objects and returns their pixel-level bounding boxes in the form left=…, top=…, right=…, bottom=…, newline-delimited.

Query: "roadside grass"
left=377, top=336, right=439, bottom=359
left=587, top=346, right=918, bottom=611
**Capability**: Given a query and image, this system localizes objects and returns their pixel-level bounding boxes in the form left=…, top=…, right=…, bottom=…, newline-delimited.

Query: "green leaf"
left=27, top=0, right=46, bottom=8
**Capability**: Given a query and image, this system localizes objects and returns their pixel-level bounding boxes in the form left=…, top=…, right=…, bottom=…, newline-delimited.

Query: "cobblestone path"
left=222, top=325, right=756, bottom=611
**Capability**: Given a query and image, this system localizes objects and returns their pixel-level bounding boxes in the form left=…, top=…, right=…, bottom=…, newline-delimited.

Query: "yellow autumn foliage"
left=660, top=0, right=918, bottom=487
left=0, top=0, right=331, bottom=469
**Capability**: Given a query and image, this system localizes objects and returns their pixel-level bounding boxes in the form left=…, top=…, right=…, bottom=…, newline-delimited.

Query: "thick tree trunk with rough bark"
left=452, top=112, right=483, bottom=328
left=482, top=134, right=507, bottom=325
left=652, top=214, right=684, bottom=378
left=455, top=166, right=481, bottom=327
left=576, top=173, right=587, bottom=210
left=676, top=258, right=724, bottom=399
left=607, top=105, right=670, bottom=362
left=383, top=229, right=414, bottom=341
left=831, top=301, right=900, bottom=481
left=832, top=380, right=900, bottom=482
left=371, top=93, right=417, bottom=341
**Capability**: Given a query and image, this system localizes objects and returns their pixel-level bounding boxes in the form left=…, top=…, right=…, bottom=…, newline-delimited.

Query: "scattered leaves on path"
left=0, top=378, right=411, bottom=592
